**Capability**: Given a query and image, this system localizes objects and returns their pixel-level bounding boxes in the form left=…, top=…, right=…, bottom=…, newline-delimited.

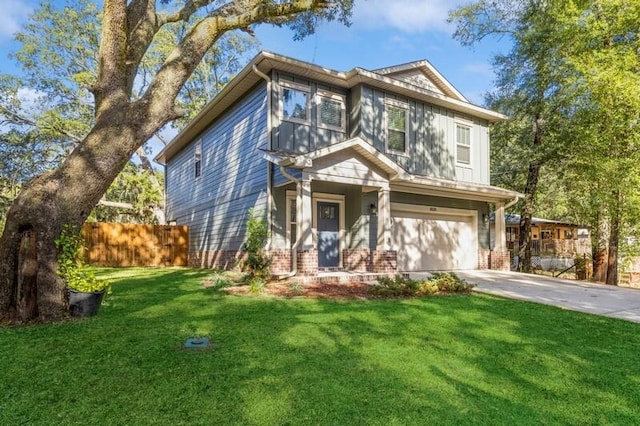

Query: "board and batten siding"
left=165, top=84, right=268, bottom=253
left=272, top=71, right=348, bottom=153
left=358, top=85, right=490, bottom=185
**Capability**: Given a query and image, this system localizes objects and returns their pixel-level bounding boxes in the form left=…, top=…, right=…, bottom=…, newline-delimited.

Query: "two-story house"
left=155, top=51, right=521, bottom=277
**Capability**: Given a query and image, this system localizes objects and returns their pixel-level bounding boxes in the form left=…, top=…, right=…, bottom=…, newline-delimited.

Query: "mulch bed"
left=221, top=280, right=373, bottom=299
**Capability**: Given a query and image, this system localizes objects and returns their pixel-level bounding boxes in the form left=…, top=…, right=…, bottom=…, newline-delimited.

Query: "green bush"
left=55, top=224, right=110, bottom=293
left=248, top=277, right=266, bottom=294
left=242, top=208, right=271, bottom=280
left=369, top=275, right=421, bottom=297
left=429, top=272, right=475, bottom=294
left=369, top=272, right=474, bottom=297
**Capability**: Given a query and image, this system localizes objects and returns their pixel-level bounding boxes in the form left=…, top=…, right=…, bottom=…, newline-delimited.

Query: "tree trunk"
left=606, top=196, right=620, bottom=286
left=0, top=104, right=171, bottom=322
left=517, top=114, right=543, bottom=273
left=592, top=212, right=608, bottom=283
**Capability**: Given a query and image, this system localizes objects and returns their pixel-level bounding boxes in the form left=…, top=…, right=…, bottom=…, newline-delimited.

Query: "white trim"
left=279, top=80, right=311, bottom=125
left=285, top=191, right=297, bottom=249
left=384, top=99, right=409, bottom=156
left=315, top=89, right=346, bottom=132
left=455, top=122, right=472, bottom=168
left=391, top=202, right=477, bottom=218
left=312, top=192, right=345, bottom=268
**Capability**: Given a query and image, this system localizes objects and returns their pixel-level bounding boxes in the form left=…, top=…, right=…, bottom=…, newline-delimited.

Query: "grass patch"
left=2, top=267, right=640, bottom=425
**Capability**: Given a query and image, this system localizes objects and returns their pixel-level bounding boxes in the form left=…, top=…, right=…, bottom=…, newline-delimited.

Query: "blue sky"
left=0, top=0, right=511, bottom=107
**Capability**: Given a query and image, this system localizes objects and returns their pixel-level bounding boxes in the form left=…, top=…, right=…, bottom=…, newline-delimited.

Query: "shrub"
left=55, top=224, right=110, bottom=293
left=369, top=272, right=474, bottom=297
left=248, top=276, right=266, bottom=294
left=429, top=272, right=475, bottom=294
left=242, top=208, right=271, bottom=280
left=369, top=275, right=421, bottom=297
left=204, top=270, right=232, bottom=290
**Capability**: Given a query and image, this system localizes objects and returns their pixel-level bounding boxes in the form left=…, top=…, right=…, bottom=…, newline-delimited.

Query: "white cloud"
left=0, top=0, right=33, bottom=41
left=354, top=0, right=468, bottom=33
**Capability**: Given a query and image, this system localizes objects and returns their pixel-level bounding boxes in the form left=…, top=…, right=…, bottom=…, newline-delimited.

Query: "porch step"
left=293, top=271, right=409, bottom=284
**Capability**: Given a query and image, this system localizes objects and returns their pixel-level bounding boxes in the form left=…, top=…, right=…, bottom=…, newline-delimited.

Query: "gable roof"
left=156, top=51, right=507, bottom=164
left=372, top=60, right=468, bottom=102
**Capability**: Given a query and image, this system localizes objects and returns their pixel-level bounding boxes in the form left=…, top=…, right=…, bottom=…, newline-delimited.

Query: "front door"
left=317, top=202, right=340, bottom=268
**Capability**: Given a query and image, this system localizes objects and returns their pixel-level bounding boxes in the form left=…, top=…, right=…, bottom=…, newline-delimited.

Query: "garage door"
left=391, top=205, right=477, bottom=271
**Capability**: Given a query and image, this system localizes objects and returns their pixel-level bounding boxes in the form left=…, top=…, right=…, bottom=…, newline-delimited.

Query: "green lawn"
left=2, top=268, right=640, bottom=425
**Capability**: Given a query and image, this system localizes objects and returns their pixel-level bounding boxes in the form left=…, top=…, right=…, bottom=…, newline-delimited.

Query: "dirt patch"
left=221, top=280, right=373, bottom=299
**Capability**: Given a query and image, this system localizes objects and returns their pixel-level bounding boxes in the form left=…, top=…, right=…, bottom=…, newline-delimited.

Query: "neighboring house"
left=155, top=51, right=521, bottom=277
left=490, top=214, right=591, bottom=269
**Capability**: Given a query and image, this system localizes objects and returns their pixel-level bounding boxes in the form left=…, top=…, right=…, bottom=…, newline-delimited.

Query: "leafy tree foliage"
left=450, top=0, right=640, bottom=282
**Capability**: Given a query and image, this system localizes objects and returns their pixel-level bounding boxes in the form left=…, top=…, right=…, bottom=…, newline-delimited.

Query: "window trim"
left=316, top=89, right=346, bottom=132
left=455, top=120, right=472, bottom=168
left=279, top=80, right=311, bottom=125
left=194, top=140, right=202, bottom=179
left=285, top=190, right=297, bottom=249
left=384, top=99, right=409, bottom=156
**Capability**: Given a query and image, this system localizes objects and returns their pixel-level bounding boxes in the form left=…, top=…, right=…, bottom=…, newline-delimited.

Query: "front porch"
left=265, top=137, right=521, bottom=278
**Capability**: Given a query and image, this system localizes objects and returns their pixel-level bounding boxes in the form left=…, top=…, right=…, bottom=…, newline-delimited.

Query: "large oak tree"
left=0, top=0, right=353, bottom=322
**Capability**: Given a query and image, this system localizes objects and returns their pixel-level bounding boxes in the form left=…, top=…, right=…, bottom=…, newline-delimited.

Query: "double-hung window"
left=194, top=140, right=202, bottom=179
left=385, top=100, right=408, bottom=154
left=456, top=123, right=471, bottom=166
left=281, top=81, right=310, bottom=124
left=317, top=90, right=346, bottom=131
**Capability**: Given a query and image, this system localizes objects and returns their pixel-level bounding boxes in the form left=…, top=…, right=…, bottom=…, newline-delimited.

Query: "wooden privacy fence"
left=81, top=222, right=189, bottom=267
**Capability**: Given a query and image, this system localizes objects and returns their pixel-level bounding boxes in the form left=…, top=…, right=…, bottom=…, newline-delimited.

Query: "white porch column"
left=377, top=187, right=391, bottom=251
left=299, top=178, right=313, bottom=250
left=494, top=202, right=506, bottom=252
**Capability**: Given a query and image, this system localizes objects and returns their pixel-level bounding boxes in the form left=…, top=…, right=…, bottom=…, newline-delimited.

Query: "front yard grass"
left=2, top=267, right=640, bottom=425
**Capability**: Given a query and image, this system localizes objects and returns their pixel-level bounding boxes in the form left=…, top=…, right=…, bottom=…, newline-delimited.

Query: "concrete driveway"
left=411, top=270, right=640, bottom=323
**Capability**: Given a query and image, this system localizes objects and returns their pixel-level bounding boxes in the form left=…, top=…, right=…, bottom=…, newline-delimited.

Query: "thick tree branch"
left=159, top=0, right=217, bottom=25
left=124, top=0, right=159, bottom=94
left=95, top=0, right=130, bottom=118
left=139, top=0, right=331, bottom=125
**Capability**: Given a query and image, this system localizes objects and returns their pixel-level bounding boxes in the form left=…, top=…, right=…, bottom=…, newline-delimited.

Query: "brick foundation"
left=343, top=249, right=398, bottom=273
left=269, top=249, right=292, bottom=275
left=297, top=249, right=318, bottom=276
left=489, top=250, right=510, bottom=271
left=478, top=249, right=490, bottom=270
left=372, top=250, right=398, bottom=273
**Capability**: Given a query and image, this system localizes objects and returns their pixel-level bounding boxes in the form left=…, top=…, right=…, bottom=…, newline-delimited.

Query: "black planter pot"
left=68, top=289, right=106, bottom=317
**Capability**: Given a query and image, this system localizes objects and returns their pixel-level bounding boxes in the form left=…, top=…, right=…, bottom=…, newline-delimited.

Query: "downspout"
left=279, top=165, right=302, bottom=278
left=504, top=195, right=520, bottom=210
left=253, top=65, right=274, bottom=250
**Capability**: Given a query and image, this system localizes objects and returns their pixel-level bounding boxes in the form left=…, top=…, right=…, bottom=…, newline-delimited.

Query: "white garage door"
left=391, top=205, right=478, bottom=271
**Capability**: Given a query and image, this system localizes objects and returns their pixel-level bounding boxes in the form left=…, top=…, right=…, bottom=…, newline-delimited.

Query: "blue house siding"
left=166, top=84, right=268, bottom=253
left=357, top=85, right=490, bottom=185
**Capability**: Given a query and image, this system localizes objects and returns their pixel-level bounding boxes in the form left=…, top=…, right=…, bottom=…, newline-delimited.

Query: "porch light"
left=482, top=213, right=489, bottom=225
left=370, top=203, right=377, bottom=215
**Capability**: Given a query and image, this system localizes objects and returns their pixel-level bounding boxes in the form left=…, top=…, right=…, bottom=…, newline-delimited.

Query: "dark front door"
left=317, top=202, right=340, bottom=268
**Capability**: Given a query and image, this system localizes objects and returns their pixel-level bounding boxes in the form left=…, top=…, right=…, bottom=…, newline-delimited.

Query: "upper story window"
left=317, top=90, right=346, bottom=131
left=456, top=123, right=471, bottom=166
left=194, top=140, right=202, bottom=179
left=281, top=81, right=310, bottom=124
left=385, top=99, right=408, bottom=154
